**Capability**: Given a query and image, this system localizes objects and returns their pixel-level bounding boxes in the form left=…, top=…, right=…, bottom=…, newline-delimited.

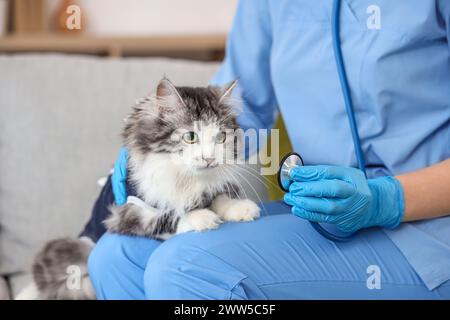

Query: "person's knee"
left=143, top=233, right=253, bottom=299
left=88, top=233, right=124, bottom=284
left=88, top=233, right=161, bottom=299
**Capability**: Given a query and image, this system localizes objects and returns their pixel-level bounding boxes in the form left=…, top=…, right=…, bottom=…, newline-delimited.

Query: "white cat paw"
left=176, top=209, right=222, bottom=234
left=220, top=199, right=260, bottom=222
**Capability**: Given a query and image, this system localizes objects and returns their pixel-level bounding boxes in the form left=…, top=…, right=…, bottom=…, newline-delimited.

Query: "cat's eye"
left=182, top=131, right=199, bottom=144
left=215, top=132, right=226, bottom=144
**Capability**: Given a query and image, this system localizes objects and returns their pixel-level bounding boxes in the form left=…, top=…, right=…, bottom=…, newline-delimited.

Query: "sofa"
left=0, top=54, right=268, bottom=299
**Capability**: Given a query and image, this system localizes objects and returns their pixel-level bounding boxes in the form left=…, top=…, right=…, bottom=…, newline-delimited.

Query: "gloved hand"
left=283, top=165, right=404, bottom=233
left=111, top=147, right=129, bottom=206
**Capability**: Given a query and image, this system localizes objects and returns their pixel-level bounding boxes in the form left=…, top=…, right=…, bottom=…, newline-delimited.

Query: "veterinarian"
left=87, top=0, right=450, bottom=299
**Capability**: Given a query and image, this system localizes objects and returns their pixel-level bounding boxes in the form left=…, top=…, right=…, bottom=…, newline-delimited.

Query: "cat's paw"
left=176, top=209, right=223, bottom=234
left=220, top=199, right=260, bottom=222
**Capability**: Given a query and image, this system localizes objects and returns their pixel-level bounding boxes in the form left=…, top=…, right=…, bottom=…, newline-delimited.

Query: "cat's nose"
left=204, top=158, right=216, bottom=167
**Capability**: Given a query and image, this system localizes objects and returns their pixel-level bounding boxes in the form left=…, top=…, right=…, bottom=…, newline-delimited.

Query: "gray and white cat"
left=19, top=78, right=260, bottom=300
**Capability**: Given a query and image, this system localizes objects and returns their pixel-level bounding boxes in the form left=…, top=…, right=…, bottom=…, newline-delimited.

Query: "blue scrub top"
left=212, top=0, right=450, bottom=290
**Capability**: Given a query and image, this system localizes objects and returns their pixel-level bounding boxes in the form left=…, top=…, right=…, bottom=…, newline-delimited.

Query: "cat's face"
left=170, top=120, right=235, bottom=171
left=124, top=78, right=241, bottom=175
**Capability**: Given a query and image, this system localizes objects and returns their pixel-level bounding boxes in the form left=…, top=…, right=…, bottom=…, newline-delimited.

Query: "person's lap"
left=88, top=201, right=450, bottom=299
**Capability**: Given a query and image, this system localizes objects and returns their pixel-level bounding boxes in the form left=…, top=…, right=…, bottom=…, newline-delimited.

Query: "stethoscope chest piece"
left=277, top=152, right=355, bottom=242
left=277, top=152, right=304, bottom=192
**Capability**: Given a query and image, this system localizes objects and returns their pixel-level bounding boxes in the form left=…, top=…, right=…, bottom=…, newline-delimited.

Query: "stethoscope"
left=277, top=0, right=366, bottom=242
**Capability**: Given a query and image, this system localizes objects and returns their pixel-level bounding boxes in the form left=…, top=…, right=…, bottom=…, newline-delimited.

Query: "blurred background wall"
left=47, top=0, right=238, bottom=36
left=0, top=0, right=238, bottom=59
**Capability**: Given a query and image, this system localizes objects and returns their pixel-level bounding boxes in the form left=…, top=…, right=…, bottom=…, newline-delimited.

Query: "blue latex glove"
left=111, top=147, right=128, bottom=206
left=283, top=165, right=404, bottom=233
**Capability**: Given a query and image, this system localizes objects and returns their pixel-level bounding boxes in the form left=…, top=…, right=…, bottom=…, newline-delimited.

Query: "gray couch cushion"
left=0, top=54, right=222, bottom=275
left=9, top=273, right=33, bottom=299
left=0, top=276, right=10, bottom=300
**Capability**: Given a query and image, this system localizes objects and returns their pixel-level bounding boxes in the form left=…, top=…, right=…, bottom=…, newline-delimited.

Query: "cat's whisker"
left=218, top=167, right=241, bottom=200
left=219, top=166, right=245, bottom=199
left=221, top=168, right=241, bottom=200
left=221, top=166, right=249, bottom=201
left=217, top=110, right=234, bottom=121
left=236, top=164, right=281, bottom=191
left=131, top=106, right=173, bottom=127
left=133, top=96, right=188, bottom=127
left=143, top=109, right=175, bottom=126
left=218, top=111, right=237, bottom=125
left=222, top=165, right=264, bottom=211
left=226, top=166, right=267, bottom=212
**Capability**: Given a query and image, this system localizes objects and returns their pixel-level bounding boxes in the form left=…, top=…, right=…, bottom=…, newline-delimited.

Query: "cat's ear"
left=156, top=77, right=186, bottom=108
left=217, top=79, right=238, bottom=104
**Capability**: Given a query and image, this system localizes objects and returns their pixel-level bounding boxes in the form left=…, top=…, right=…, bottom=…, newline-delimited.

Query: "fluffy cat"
left=104, top=78, right=260, bottom=237
left=22, top=78, right=260, bottom=300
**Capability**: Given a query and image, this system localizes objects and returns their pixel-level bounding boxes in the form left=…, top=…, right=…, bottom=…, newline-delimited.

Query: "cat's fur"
left=22, top=78, right=260, bottom=300
left=29, top=237, right=95, bottom=300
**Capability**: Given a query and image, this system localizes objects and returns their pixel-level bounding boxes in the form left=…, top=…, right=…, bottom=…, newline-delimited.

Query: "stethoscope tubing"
left=277, top=0, right=366, bottom=242
left=331, top=0, right=367, bottom=176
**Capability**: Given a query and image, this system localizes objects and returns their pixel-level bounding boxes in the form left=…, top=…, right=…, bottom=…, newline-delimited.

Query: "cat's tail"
left=18, top=237, right=96, bottom=300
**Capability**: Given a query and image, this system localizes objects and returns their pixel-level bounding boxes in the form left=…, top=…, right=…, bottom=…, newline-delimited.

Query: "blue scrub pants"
left=88, top=202, right=450, bottom=299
